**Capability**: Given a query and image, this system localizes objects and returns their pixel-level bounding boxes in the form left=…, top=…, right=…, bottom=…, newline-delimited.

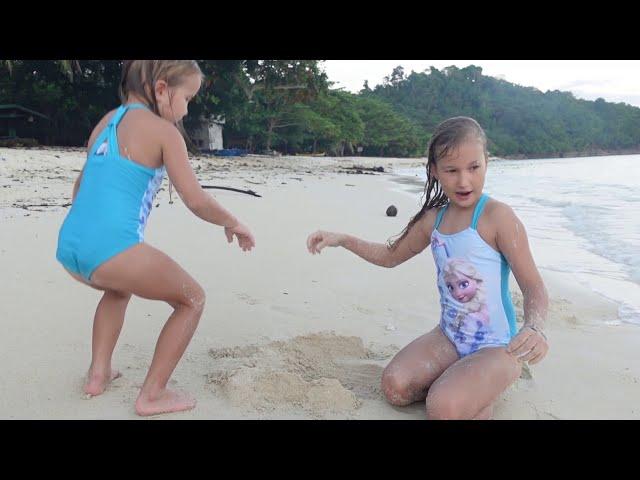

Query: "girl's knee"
left=105, top=289, right=132, bottom=302
left=381, top=369, right=416, bottom=407
left=192, top=285, right=206, bottom=311
left=425, top=391, right=464, bottom=420
left=177, top=281, right=206, bottom=313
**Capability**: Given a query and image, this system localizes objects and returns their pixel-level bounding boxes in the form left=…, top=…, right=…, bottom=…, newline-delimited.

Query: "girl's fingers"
left=508, top=331, right=535, bottom=356
left=308, top=236, right=317, bottom=253
left=307, top=232, right=320, bottom=253
left=307, top=231, right=335, bottom=254
left=242, top=236, right=254, bottom=251
left=513, top=335, right=538, bottom=357
left=520, top=344, right=540, bottom=363
left=317, top=239, right=328, bottom=253
left=507, top=330, right=531, bottom=354
left=238, top=233, right=254, bottom=249
left=528, top=353, right=541, bottom=365
left=528, top=350, right=547, bottom=365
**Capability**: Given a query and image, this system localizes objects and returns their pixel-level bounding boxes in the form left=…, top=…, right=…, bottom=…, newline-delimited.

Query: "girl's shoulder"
left=122, top=109, right=181, bottom=139
left=87, top=109, right=119, bottom=151
left=479, top=197, right=525, bottom=243
left=94, top=108, right=118, bottom=131
left=93, top=106, right=171, bottom=133
left=113, top=108, right=182, bottom=148
left=482, top=197, right=517, bottom=223
left=426, top=206, right=441, bottom=223
left=418, top=206, right=441, bottom=236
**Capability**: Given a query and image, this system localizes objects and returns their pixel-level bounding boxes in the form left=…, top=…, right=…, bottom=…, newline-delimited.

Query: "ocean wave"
left=562, top=204, right=640, bottom=285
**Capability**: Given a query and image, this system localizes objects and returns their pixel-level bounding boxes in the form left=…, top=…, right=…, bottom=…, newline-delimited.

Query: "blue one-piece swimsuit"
left=56, top=103, right=165, bottom=281
left=430, top=194, right=518, bottom=357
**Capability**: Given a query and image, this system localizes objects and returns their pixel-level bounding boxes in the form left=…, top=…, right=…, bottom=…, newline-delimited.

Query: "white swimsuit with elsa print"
left=430, top=194, right=518, bottom=357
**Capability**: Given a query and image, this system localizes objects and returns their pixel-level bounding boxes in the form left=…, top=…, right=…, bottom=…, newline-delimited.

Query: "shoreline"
left=4, top=144, right=640, bottom=162
left=497, top=149, right=640, bottom=160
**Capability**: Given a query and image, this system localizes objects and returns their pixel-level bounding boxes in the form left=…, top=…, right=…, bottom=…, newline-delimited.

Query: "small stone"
left=386, top=205, right=398, bottom=217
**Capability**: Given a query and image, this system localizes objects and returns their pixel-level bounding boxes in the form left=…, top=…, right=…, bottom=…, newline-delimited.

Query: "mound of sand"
left=206, top=332, right=398, bottom=417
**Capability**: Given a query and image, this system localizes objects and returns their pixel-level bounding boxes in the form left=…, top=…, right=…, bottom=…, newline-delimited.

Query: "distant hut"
left=0, top=104, right=50, bottom=143
left=189, top=115, right=225, bottom=152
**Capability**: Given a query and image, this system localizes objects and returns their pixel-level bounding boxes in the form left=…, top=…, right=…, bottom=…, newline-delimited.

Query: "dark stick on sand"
left=346, top=166, right=385, bottom=172
left=201, top=186, right=262, bottom=197
left=13, top=203, right=72, bottom=209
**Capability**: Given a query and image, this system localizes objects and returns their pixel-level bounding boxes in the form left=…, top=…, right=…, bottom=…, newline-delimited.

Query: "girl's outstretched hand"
left=307, top=230, right=345, bottom=254
left=225, top=222, right=255, bottom=252
left=506, top=324, right=548, bottom=365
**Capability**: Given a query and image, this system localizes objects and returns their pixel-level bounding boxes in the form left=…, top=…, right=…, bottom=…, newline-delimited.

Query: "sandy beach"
left=1, top=146, right=639, bottom=419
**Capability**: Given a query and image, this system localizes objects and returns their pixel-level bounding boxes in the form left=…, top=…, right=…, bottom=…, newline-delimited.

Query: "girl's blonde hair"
left=119, top=60, right=203, bottom=114
left=119, top=60, right=203, bottom=153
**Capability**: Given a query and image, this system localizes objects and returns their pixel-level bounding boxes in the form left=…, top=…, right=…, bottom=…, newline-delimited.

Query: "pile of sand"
left=206, top=332, right=398, bottom=417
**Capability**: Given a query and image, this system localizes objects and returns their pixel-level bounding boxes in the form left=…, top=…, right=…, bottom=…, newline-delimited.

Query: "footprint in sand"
left=353, top=305, right=374, bottom=315
left=236, top=293, right=260, bottom=305
left=270, top=304, right=298, bottom=316
left=206, top=332, right=399, bottom=417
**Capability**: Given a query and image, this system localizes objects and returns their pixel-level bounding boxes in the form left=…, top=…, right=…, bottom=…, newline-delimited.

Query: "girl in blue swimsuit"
left=307, top=117, right=549, bottom=419
left=56, top=60, right=255, bottom=416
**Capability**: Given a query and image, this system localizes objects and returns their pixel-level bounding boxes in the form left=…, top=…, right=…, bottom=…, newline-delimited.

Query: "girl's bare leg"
left=84, top=289, right=132, bottom=396
left=90, top=243, right=206, bottom=416
left=381, top=325, right=459, bottom=406
left=425, top=346, right=521, bottom=420
left=65, top=270, right=130, bottom=397
left=473, top=404, right=494, bottom=420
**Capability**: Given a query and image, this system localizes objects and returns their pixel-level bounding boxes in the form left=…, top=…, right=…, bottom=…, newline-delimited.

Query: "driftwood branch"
left=13, top=202, right=72, bottom=209
left=347, top=166, right=385, bottom=172
left=201, top=186, right=262, bottom=197
left=338, top=166, right=385, bottom=175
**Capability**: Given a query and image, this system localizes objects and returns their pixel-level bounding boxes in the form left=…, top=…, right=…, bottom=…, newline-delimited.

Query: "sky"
left=322, top=60, right=640, bottom=108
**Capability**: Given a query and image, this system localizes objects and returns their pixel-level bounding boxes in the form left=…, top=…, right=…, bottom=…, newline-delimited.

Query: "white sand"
left=1, top=146, right=639, bottom=419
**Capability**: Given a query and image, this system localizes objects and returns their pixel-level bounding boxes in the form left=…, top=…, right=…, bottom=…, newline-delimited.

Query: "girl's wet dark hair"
left=389, top=116, right=488, bottom=249
left=119, top=60, right=203, bottom=154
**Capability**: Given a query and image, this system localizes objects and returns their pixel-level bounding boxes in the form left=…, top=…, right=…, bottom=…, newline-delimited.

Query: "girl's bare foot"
left=135, top=389, right=196, bottom=416
left=84, top=369, right=122, bottom=397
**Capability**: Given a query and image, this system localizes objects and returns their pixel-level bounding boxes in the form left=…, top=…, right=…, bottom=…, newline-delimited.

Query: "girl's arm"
left=494, top=202, right=549, bottom=364
left=307, top=208, right=436, bottom=268
left=161, top=124, right=255, bottom=251
left=161, top=125, right=237, bottom=226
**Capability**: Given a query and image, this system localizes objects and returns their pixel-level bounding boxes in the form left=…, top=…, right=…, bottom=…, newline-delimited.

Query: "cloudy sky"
left=322, top=60, right=640, bottom=108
